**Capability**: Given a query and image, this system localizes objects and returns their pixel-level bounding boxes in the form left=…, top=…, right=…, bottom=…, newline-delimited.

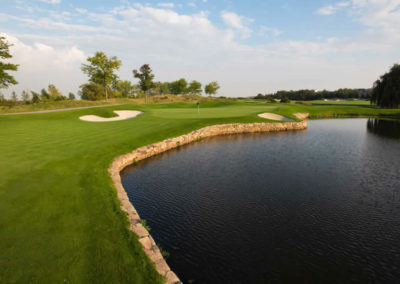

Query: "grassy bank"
left=1, top=100, right=399, bottom=283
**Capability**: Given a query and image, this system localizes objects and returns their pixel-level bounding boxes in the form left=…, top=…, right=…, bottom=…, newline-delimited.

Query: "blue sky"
left=1, top=0, right=400, bottom=97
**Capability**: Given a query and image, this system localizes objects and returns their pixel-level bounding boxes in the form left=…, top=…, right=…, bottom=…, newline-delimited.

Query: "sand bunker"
left=258, top=113, right=293, bottom=121
left=293, top=113, right=310, bottom=120
left=79, top=110, right=142, bottom=122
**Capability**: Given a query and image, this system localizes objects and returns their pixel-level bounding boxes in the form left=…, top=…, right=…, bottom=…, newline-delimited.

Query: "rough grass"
left=0, top=95, right=224, bottom=114
left=0, top=100, right=399, bottom=283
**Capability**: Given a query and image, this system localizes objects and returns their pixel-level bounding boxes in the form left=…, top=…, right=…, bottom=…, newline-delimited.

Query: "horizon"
left=1, top=0, right=400, bottom=97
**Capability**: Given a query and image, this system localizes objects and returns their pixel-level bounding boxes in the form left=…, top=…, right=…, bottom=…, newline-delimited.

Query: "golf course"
left=0, top=99, right=399, bottom=283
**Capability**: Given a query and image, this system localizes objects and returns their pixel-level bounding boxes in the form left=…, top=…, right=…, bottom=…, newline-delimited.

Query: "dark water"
left=122, top=119, right=400, bottom=283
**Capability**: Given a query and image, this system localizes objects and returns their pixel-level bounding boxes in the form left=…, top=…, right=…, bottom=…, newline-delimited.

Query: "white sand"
left=293, top=113, right=309, bottom=120
left=79, top=110, right=142, bottom=122
left=258, top=113, right=293, bottom=121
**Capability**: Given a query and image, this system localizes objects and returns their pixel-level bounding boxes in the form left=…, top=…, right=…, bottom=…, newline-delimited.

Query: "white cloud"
left=157, top=3, right=174, bottom=8
left=41, top=0, right=61, bottom=4
left=1, top=33, right=85, bottom=95
left=316, top=5, right=337, bottom=15
left=259, top=26, right=281, bottom=37
left=316, top=1, right=350, bottom=15
left=221, top=11, right=253, bottom=38
left=75, top=8, right=87, bottom=14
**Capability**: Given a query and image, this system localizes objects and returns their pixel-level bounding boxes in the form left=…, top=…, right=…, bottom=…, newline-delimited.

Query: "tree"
left=79, top=83, right=108, bottom=101
left=204, top=81, right=220, bottom=96
left=153, top=81, right=170, bottom=95
left=187, top=80, right=202, bottom=94
left=133, top=64, right=155, bottom=101
left=11, top=91, right=18, bottom=102
left=41, top=88, right=50, bottom=100
left=371, top=63, right=400, bottom=108
left=114, top=80, right=136, bottom=98
left=31, top=91, right=40, bottom=103
left=21, top=90, right=30, bottom=103
left=159, top=82, right=170, bottom=94
left=48, top=84, right=65, bottom=101
left=68, top=92, right=76, bottom=100
left=280, top=97, right=290, bottom=103
left=81, top=51, right=121, bottom=101
left=169, top=78, right=188, bottom=95
left=0, top=36, right=18, bottom=89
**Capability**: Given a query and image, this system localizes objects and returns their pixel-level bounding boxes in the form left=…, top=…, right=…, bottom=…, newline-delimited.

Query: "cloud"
left=75, top=8, right=87, bottom=14
left=259, top=26, right=281, bottom=37
left=0, top=33, right=85, bottom=95
left=41, top=0, right=61, bottom=4
left=316, top=1, right=350, bottom=15
left=221, top=11, right=253, bottom=38
left=157, top=3, right=174, bottom=8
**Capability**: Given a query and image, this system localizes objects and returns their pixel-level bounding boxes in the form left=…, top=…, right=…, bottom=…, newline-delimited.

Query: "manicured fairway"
left=0, top=101, right=399, bottom=283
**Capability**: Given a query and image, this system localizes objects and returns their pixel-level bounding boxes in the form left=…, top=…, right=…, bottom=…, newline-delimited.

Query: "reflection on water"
left=367, top=118, right=400, bottom=139
left=122, top=119, right=400, bottom=283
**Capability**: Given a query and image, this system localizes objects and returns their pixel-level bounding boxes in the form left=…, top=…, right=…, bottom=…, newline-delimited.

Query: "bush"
left=280, top=97, right=291, bottom=103
left=295, top=101, right=312, bottom=105
left=80, top=83, right=112, bottom=100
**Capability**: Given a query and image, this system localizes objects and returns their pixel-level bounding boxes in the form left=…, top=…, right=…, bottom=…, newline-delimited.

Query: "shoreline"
left=108, top=121, right=307, bottom=284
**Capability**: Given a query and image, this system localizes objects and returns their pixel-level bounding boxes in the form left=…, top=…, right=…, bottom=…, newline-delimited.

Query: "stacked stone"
left=109, top=121, right=307, bottom=284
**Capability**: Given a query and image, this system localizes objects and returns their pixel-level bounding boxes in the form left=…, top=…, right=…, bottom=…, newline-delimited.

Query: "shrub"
left=80, top=83, right=112, bottom=100
left=280, top=97, right=291, bottom=103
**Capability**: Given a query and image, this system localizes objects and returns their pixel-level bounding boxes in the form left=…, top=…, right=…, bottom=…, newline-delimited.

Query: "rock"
left=154, top=258, right=170, bottom=276
left=132, top=223, right=149, bottom=238
left=138, top=237, right=152, bottom=250
left=165, top=271, right=181, bottom=284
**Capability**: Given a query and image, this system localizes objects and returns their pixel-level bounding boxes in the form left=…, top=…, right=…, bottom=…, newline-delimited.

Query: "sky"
left=1, top=0, right=400, bottom=97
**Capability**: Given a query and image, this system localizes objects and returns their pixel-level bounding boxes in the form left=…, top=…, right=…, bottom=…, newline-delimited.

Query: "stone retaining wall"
left=108, top=121, right=307, bottom=284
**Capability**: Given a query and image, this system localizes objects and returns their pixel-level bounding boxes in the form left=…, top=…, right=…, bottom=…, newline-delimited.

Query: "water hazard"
left=122, top=119, right=400, bottom=283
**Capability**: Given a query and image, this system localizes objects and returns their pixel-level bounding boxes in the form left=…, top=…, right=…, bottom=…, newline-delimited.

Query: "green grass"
left=0, top=99, right=123, bottom=113
left=0, top=100, right=399, bottom=283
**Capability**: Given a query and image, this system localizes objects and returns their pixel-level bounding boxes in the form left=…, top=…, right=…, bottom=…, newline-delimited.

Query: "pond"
left=121, top=119, right=400, bottom=283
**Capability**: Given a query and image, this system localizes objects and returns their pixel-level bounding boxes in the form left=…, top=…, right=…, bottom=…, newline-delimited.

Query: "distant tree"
left=31, top=91, right=40, bottom=103
left=81, top=51, right=121, bottom=101
left=371, top=63, right=400, bottom=108
left=11, top=91, right=18, bottom=102
left=0, top=36, right=19, bottom=90
left=68, top=92, right=75, bottom=100
left=41, top=88, right=50, bottom=100
left=153, top=81, right=170, bottom=95
left=133, top=64, right=155, bottom=101
left=48, top=84, right=65, bottom=101
left=204, top=81, right=220, bottom=96
left=169, top=78, right=188, bottom=95
left=280, top=97, right=290, bottom=103
left=21, top=90, right=30, bottom=103
left=114, top=80, right=136, bottom=98
left=187, top=80, right=202, bottom=94
left=159, top=82, right=170, bottom=94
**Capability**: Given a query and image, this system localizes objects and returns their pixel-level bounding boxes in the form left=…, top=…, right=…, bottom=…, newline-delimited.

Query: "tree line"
left=0, top=85, right=75, bottom=107
left=254, top=88, right=371, bottom=101
left=79, top=52, right=220, bottom=100
left=0, top=40, right=220, bottom=105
